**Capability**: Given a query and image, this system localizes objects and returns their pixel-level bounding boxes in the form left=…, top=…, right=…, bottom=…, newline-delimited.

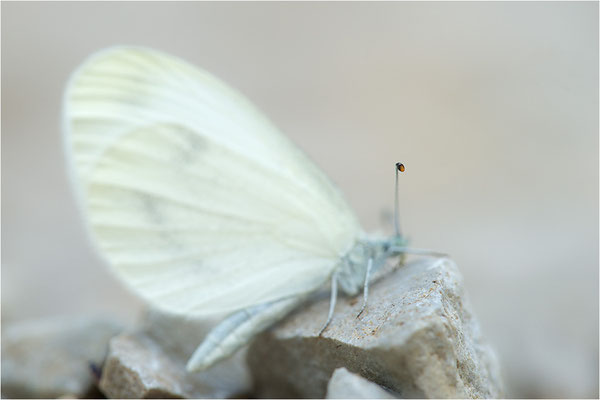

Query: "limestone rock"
left=99, top=309, right=251, bottom=398
left=326, top=367, right=395, bottom=399
left=1, top=316, right=122, bottom=398
left=248, top=258, right=503, bottom=398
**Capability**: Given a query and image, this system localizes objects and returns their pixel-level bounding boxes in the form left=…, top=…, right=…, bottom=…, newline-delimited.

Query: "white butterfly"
left=63, top=47, right=439, bottom=372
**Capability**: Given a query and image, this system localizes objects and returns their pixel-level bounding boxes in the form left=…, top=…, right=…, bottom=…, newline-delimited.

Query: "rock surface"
left=99, top=309, right=251, bottom=398
left=326, top=367, right=395, bottom=399
left=247, top=258, right=503, bottom=398
left=1, top=316, right=122, bottom=398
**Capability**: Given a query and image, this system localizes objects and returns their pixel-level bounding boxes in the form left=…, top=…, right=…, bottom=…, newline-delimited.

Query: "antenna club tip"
left=396, top=162, right=405, bottom=172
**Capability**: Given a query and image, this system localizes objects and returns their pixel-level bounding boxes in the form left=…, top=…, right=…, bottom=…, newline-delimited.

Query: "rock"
left=1, top=316, right=122, bottom=398
left=99, top=309, right=251, bottom=398
left=247, top=258, right=503, bottom=398
left=326, top=367, right=395, bottom=399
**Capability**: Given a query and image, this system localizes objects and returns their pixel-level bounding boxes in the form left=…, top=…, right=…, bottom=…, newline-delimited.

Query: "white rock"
left=248, top=258, right=503, bottom=398
left=327, top=367, right=395, bottom=399
left=99, top=309, right=251, bottom=398
left=1, top=316, right=122, bottom=398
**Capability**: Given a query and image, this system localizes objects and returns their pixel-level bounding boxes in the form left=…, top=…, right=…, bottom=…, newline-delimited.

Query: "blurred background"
left=2, top=2, right=597, bottom=397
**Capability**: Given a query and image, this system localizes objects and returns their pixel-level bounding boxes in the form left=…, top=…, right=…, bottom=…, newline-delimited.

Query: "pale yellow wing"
left=64, top=47, right=362, bottom=317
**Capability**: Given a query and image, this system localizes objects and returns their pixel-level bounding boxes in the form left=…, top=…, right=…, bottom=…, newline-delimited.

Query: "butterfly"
left=63, top=47, right=440, bottom=372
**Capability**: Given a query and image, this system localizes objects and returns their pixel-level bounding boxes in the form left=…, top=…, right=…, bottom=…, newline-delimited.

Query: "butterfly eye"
left=396, top=163, right=405, bottom=172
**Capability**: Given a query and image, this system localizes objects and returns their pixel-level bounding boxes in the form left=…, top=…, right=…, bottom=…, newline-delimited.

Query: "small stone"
left=99, top=309, right=251, bottom=398
left=248, top=258, right=503, bottom=398
left=326, top=367, right=395, bottom=399
left=1, top=316, right=122, bottom=398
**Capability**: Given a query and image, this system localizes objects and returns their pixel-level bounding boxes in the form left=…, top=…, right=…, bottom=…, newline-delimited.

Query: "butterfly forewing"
left=64, top=47, right=362, bottom=316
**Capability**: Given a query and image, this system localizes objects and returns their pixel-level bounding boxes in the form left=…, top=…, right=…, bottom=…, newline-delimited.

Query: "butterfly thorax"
left=337, top=235, right=408, bottom=296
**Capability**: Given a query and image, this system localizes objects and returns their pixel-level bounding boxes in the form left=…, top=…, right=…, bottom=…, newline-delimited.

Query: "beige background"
left=2, top=2, right=598, bottom=397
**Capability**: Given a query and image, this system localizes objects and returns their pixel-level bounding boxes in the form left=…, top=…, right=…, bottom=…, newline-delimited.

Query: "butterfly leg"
left=186, top=295, right=306, bottom=372
left=356, top=257, right=373, bottom=319
left=387, top=246, right=449, bottom=258
left=318, top=270, right=339, bottom=336
left=386, top=247, right=455, bottom=273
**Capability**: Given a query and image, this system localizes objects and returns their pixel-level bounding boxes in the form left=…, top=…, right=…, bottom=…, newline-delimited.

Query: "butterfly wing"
left=64, top=47, right=362, bottom=317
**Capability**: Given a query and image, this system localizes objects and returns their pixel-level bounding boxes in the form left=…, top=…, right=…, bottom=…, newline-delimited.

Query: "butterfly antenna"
left=394, top=162, right=405, bottom=237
